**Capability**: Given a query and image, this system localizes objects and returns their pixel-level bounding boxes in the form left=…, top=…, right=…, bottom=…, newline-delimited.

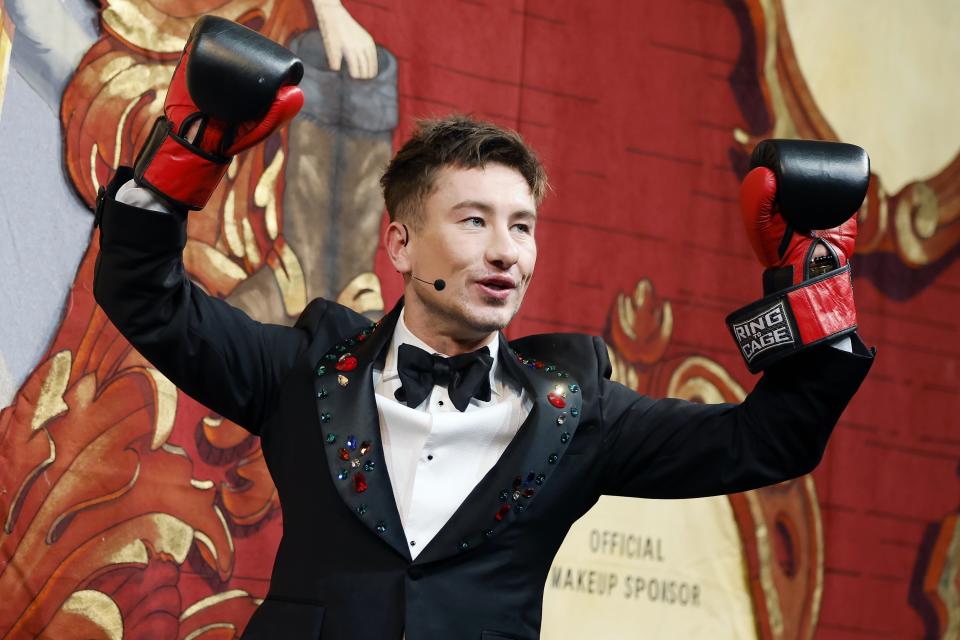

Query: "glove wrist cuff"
left=133, top=117, right=230, bottom=211
left=726, top=266, right=857, bottom=373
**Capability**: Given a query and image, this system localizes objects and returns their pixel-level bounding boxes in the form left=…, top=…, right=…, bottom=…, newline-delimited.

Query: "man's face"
left=402, top=163, right=538, bottom=340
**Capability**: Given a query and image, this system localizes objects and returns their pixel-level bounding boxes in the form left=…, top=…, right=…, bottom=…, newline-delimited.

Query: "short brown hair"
left=380, top=115, right=548, bottom=227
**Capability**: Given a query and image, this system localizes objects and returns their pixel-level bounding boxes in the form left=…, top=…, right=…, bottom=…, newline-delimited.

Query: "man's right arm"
left=93, top=168, right=310, bottom=434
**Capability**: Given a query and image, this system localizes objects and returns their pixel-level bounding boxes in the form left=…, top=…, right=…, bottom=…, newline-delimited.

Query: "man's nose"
left=486, top=224, right=519, bottom=268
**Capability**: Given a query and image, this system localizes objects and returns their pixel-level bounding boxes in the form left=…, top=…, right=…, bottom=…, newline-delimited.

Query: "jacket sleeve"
left=597, top=334, right=874, bottom=498
left=92, top=169, right=314, bottom=435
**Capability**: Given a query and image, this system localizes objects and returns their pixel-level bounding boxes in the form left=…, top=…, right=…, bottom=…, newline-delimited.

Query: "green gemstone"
left=570, top=407, right=580, bottom=417
left=560, top=432, right=570, bottom=443
left=557, top=372, right=569, bottom=378
left=458, top=541, right=470, bottom=551
left=324, top=353, right=337, bottom=361
left=547, top=453, right=559, bottom=464
left=516, top=504, right=526, bottom=512
left=498, top=490, right=509, bottom=501
left=363, top=461, right=375, bottom=472
left=316, top=365, right=327, bottom=376
left=545, top=365, right=557, bottom=373
left=376, top=521, right=387, bottom=533
left=357, top=504, right=368, bottom=515
left=325, top=433, right=337, bottom=444
left=535, top=473, right=545, bottom=485
left=346, top=338, right=356, bottom=347
left=569, top=383, right=580, bottom=393
left=483, top=529, right=494, bottom=538
left=321, top=412, right=332, bottom=423
left=335, top=345, right=347, bottom=353
left=337, top=469, right=349, bottom=480
left=317, top=387, right=328, bottom=399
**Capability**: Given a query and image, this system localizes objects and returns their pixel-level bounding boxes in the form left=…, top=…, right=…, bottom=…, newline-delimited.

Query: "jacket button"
left=407, top=567, right=425, bottom=580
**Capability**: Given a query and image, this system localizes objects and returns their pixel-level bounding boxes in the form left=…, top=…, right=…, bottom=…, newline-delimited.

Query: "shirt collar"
left=381, top=308, right=503, bottom=398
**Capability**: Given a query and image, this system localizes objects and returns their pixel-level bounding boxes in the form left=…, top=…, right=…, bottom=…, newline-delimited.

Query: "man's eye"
left=512, top=223, right=531, bottom=234
left=465, top=217, right=484, bottom=227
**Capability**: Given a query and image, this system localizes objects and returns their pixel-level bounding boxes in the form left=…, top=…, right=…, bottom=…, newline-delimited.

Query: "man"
left=93, top=17, right=872, bottom=640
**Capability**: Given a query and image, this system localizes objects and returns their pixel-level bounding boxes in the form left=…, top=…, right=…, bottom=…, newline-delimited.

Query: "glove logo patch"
left=732, top=300, right=795, bottom=363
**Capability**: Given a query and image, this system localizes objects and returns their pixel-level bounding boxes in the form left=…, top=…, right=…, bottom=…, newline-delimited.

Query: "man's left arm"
left=599, top=139, right=874, bottom=498
left=596, top=334, right=872, bottom=499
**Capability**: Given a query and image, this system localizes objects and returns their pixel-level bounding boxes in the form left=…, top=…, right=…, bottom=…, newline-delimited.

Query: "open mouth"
left=476, top=276, right=516, bottom=298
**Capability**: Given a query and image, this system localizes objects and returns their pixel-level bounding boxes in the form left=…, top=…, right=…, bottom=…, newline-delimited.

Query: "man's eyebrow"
left=450, top=200, right=538, bottom=218
left=450, top=200, right=495, bottom=214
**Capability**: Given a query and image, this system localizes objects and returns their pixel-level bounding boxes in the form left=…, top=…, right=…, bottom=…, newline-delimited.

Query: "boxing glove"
left=726, top=139, right=868, bottom=373
left=133, top=15, right=304, bottom=210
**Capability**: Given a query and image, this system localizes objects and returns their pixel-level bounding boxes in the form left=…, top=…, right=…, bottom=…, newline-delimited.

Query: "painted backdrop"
left=1, top=0, right=958, bottom=638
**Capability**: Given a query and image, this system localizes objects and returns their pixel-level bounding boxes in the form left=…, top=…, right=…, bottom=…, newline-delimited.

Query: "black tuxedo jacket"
left=93, top=171, right=873, bottom=640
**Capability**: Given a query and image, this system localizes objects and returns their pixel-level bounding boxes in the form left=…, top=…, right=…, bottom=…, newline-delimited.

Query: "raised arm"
left=93, top=17, right=311, bottom=434
left=598, top=334, right=873, bottom=498
left=601, top=139, right=874, bottom=497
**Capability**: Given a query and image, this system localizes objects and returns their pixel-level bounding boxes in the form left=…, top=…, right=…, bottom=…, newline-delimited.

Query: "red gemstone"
left=495, top=504, right=512, bottom=521
left=357, top=334, right=367, bottom=341
left=535, top=361, right=545, bottom=369
left=339, top=448, right=350, bottom=461
left=354, top=472, right=368, bottom=493
left=336, top=355, right=358, bottom=372
left=547, top=392, right=566, bottom=409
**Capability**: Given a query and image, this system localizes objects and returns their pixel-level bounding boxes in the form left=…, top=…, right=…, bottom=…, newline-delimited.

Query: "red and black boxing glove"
left=133, top=16, right=304, bottom=211
left=726, top=139, right=870, bottom=373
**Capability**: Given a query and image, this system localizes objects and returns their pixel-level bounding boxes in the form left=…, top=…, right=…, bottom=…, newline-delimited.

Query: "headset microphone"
left=402, top=224, right=446, bottom=291
left=412, top=275, right=446, bottom=291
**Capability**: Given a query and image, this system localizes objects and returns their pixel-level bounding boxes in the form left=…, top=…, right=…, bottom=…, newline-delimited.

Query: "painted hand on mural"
left=313, top=0, right=379, bottom=79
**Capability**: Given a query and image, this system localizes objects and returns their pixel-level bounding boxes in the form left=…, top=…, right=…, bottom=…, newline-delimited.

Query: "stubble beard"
left=422, top=286, right=522, bottom=338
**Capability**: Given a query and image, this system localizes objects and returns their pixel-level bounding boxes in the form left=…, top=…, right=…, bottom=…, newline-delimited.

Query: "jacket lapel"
left=312, top=302, right=411, bottom=560
left=415, top=333, right=584, bottom=564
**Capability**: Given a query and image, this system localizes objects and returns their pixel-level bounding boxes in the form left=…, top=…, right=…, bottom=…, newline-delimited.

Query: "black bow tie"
left=395, top=343, right=494, bottom=412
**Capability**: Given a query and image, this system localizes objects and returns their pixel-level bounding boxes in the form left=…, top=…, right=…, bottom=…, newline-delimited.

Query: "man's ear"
left=384, top=221, right=412, bottom=274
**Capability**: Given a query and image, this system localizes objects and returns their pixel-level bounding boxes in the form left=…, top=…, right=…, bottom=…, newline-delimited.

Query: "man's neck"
left=401, top=303, right=495, bottom=356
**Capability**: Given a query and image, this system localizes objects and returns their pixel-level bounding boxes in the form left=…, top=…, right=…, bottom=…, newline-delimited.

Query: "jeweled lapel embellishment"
left=547, top=391, right=566, bottom=409
left=354, top=473, right=368, bottom=493
left=336, top=353, right=358, bottom=371
left=338, top=374, right=349, bottom=387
